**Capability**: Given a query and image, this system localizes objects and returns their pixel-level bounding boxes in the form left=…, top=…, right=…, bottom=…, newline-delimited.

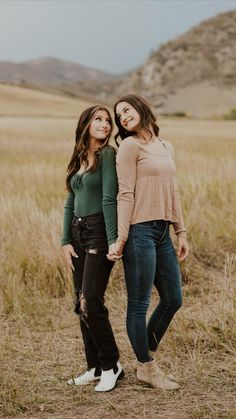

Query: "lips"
left=124, top=118, right=133, bottom=126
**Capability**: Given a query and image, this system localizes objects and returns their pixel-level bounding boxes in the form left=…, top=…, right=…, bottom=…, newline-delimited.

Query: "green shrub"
left=162, top=111, right=189, bottom=118
left=224, top=109, right=236, bottom=120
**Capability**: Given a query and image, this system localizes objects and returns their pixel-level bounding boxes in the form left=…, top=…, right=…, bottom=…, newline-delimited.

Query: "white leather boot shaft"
left=95, top=362, right=124, bottom=392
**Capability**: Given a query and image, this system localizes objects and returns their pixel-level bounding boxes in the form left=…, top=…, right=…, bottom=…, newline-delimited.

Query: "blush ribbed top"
left=116, top=136, right=186, bottom=242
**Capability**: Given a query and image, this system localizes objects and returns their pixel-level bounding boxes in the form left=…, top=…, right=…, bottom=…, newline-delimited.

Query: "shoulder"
left=159, top=138, right=173, bottom=149
left=159, top=138, right=175, bottom=157
left=100, top=145, right=117, bottom=169
left=118, top=136, right=140, bottom=153
left=100, top=145, right=117, bottom=159
left=120, top=136, right=139, bottom=147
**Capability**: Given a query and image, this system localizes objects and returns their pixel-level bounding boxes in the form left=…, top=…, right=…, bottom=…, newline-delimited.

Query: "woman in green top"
left=62, top=105, right=124, bottom=392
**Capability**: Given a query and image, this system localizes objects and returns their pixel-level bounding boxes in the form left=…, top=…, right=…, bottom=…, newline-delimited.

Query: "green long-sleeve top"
left=61, top=146, right=118, bottom=246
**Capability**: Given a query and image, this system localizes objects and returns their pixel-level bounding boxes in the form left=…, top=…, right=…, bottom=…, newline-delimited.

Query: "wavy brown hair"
left=66, top=105, right=113, bottom=191
left=114, top=94, right=159, bottom=145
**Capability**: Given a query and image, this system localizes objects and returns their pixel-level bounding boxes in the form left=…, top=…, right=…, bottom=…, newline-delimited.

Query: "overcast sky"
left=0, top=0, right=235, bottom=74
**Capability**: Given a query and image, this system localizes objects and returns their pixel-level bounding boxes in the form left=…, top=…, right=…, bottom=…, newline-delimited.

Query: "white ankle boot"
left=67, top=367, right=101, bottom=385
left=95, top=362, right=124, bottom=392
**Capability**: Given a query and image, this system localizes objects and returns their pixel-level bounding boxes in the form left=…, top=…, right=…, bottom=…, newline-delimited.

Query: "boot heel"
left=117, top=369, right=125, bottom=380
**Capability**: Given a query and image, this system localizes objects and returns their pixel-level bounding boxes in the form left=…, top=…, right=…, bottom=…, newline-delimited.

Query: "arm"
left=116, top=138, right=139, bottom=242
left=164, top=141, right=189, bottom=261
left=61, top=190, right=78, bottom=270
left=61, top=190, right=75, bottom=246
left=101, top=147, right=118, bottom=246
left=164, top=141, right=186, bottom=239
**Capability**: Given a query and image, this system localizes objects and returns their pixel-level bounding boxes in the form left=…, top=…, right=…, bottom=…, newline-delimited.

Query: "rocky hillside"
left=109, top=9, right=236, bottom=117
left=1, top=10, right=235, bottom=117
left=0, top=57, right=117, bottom=85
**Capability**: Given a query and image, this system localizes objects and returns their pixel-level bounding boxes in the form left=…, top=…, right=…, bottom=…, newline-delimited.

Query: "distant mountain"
left=108, top=10, right=236, bottom=117
left=1, top=10, right=236, bottom=117
left=0, top=57, right=117, bottom=85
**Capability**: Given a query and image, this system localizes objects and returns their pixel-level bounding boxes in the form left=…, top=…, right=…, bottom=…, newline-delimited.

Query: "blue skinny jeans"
left=123, top=220, right=182, bottom=363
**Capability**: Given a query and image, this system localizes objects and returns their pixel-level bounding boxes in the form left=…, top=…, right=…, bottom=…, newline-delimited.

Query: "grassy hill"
left=0, top=83, right=92, bottom=117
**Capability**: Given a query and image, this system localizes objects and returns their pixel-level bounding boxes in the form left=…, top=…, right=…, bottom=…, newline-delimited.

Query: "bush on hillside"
left=224, top=108, right=236, bottom=120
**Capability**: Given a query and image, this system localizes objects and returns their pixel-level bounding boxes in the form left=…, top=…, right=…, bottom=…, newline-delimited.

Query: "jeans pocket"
left=86, top=221, right=105, bottom=231
left=131, top=224, right=152, bottom=248
left=157, top=223, right=169, bottom=244
left=71, top=222, right=81, bottom=244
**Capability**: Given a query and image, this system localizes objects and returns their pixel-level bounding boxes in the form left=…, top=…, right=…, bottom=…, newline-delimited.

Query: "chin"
left=96, top=135, right=107, bottom=140
left=127, top=123, right=138, bottom=132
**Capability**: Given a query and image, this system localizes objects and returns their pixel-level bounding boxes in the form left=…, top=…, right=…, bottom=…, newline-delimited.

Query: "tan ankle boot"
left=148, top=353, right=175, bottom=381
left=136, top=359, right=180, bottom=390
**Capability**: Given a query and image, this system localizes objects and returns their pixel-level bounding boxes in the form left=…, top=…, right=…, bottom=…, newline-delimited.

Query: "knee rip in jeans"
left=79, top=292, right=88, bottom=317
left=87, top=248, right=98, bottom=255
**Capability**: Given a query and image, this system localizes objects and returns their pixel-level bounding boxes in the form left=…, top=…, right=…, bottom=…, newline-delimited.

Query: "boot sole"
left=138, top=378, right=180, bottom=391
left=68, top=375, right=101, bottom=385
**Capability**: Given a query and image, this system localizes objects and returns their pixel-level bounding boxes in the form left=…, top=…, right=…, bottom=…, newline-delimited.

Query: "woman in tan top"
left=110, top=94, right=189, bottom=390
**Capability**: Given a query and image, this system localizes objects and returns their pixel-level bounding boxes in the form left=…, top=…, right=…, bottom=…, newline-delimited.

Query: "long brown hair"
left=114, top=94, right=159, bottom=144
left=66, top=105, right=113, bottom=191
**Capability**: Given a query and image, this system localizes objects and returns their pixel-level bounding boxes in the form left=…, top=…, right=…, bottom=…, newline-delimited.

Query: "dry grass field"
left=0, top=85, right=235, bottom=418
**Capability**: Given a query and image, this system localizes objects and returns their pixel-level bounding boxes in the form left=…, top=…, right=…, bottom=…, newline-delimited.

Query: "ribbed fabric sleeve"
left=164, top=141, right=186, bottom=238
left=101, top=147, right=118, bottom=245
left=61, top=190, right=75, bottom=246
left=116, top=139, right=139, bottom=242
left=116, top=138, right=139, bottom=241
left=116, top=137, right=186, bottom=242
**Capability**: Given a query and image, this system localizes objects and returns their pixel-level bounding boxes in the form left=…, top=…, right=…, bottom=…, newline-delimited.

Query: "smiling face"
left=88, top=109, right=112, bottom=141
left=115, top=101, right=141, bottom=132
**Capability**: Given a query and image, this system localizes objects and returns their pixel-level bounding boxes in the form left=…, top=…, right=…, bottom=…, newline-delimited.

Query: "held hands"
left=177, top=237, right=189, bottom=262
left=62, top=244, right=78, bottom=271
left=107, top=240, right=126, bottom=262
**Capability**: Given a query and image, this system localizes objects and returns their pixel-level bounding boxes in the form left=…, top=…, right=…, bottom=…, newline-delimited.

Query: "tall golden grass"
left=0, top=99, right=235, bottom=418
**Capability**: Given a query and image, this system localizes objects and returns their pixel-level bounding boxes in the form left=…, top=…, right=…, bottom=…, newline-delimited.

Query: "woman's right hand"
left=107, top=243, right=122, bottom=261
left=177, top=238, right=189, bottom=262
left=62, top=244, right=78, bottom=271
left=115, top=240, right=126, bottom=256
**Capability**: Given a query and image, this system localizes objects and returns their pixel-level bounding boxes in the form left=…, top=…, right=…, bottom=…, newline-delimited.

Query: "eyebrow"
left=116, top=106, right=128, bottom=116
left=95, top=113, right=111, bottom=119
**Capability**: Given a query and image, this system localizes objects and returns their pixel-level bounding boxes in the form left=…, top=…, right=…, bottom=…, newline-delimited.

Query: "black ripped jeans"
left=71, top=212, right=119, bottom=371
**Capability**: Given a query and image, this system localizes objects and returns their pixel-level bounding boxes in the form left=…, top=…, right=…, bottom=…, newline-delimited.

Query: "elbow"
left=117, top=191, right=135, bottom=202
left=102, top=196, right=117, bottom=208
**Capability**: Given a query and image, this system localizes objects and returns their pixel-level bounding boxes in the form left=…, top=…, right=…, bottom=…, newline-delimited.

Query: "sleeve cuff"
left=61, top=239, right=71, bottom=246
left=108, top=238, right=117, bottom=246
left=117, top=235, right=128, bottom=243
left=176, top=231, right=187, bottom=239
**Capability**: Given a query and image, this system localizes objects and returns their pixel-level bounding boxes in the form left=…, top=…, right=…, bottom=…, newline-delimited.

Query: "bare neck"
left=88, top=138, right=103, bottom=156
left=137, top=127, right=155, bottom=142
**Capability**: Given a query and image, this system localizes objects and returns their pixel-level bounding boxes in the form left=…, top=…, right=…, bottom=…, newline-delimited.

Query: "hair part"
left=113, top=94, right=159, bottom=145
left=66, top=105, right=113, bottom=191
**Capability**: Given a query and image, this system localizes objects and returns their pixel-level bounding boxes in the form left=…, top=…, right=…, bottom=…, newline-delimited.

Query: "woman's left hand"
left=107, top=240, right=126, bottom=261
left=177, top=237, right=189, bottom=262
left=115, top=240, right=125, bottom=256
left=107, top=243, right=122, bottom=262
